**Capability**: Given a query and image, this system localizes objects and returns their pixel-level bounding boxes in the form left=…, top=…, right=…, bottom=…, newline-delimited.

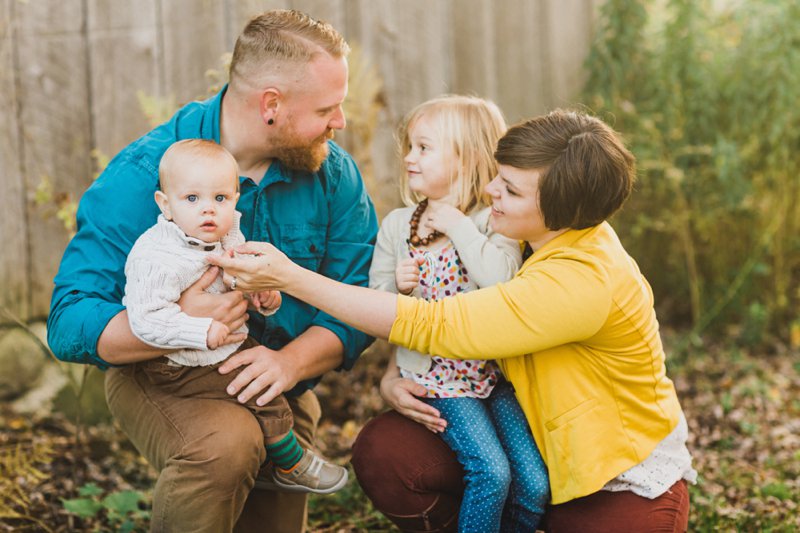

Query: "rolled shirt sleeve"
left=47, top=154, right=162, bottom=368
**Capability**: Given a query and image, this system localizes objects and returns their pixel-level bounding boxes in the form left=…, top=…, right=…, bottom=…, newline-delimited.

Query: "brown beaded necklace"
left=408, top=199, right=444, bottom=246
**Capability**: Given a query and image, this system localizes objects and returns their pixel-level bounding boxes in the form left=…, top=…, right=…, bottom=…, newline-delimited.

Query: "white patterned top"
left=603, top=413, right=698, bottom=498
left=399, top=242, right=502, bottom=399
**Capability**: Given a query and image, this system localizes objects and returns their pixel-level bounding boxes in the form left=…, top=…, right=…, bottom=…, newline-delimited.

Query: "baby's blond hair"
left=159, top=139, right=239, bottom=192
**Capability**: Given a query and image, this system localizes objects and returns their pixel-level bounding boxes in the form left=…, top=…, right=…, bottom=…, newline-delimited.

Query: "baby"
left=123, top=139, right=347, bottom=494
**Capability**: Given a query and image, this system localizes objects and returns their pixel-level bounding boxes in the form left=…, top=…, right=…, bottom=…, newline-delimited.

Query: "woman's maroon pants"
left=351, top=410, right=689, bottom=532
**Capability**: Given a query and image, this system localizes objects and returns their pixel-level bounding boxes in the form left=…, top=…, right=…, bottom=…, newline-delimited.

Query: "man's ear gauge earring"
left=268, top=118, right=274, bottom=125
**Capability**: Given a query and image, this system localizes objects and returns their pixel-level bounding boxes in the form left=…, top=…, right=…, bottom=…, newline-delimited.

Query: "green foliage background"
left=584, top=0, right=800, bottom=346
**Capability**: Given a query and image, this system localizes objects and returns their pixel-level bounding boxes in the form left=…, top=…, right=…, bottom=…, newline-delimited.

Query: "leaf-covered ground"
left=1, top=338, right=798, bottom=532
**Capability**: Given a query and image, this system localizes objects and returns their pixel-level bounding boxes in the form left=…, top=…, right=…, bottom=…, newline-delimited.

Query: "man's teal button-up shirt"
left=47, top=87, right=378, bottom=395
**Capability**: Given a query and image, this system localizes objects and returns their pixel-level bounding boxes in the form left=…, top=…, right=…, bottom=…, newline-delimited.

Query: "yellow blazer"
left=390, top=222, right=683, bottom=504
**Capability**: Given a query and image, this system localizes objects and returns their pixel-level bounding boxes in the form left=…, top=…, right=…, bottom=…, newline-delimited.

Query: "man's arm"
left=307, top=150, right=379, bottom=369
left=47, top=158, right=163, bottom=368
left=97, top=311, right=171, bottom=364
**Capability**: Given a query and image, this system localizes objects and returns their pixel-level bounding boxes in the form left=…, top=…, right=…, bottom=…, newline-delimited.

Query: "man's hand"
left=395, top=258, right=423, bottom=295
left=178, top=266, right=248, bottom=331
left=220, top=344, right=300, bottom=406
left=380, top=370, right=447, bottom=433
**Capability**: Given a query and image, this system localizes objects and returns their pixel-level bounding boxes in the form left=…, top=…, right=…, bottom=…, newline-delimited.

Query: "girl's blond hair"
left=398, top=95, right=507, bottom=213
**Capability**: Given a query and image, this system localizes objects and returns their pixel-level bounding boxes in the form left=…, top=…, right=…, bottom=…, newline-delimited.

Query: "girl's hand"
left=252, top=290, right=282, bottom=316
left=425, top=200, right=466, bottom=234
left=395, top=258, right=422, bottom=295
left=381, top=372, right=447, bottom=434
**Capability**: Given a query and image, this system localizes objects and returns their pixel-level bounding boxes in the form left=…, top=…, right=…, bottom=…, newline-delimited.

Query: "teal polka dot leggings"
left=426, top=380, right=549, bottom=533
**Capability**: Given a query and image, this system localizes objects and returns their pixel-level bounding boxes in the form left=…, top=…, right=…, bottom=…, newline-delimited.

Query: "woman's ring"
left=231, top=276, right=237, bottom=290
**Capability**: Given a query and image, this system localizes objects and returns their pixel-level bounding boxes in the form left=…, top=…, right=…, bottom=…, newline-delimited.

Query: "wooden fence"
left=1, top=0, right=600, bottom=323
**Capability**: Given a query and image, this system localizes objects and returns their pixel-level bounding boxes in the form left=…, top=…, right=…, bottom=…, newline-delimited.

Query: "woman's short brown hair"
left=494, top=110, right=636, bottom=230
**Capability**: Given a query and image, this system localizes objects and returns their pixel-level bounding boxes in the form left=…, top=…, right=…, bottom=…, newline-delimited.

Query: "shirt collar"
left=200, top=85, right=225, bottom=143
left=157, top=215, right=222, bottom=253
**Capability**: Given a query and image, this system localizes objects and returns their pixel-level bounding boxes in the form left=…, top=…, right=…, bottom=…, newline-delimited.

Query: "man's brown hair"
left=494, top=110, right=636, bottom=230
left=229, top=9, right=349, bottom=89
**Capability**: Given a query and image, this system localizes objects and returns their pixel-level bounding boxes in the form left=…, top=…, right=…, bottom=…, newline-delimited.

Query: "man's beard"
left=273, top=128, right=334, bottom=172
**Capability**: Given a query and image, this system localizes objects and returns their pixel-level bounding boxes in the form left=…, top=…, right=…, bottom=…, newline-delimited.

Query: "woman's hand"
left=425, top=200, right=466, bottom=235
left=211, top=241, right=399, bottom=341
left=207, top=242, right=294, bottom=292
left=178, top=266, right=249, bottom=332
left=380, top=367, right=447, bottom=434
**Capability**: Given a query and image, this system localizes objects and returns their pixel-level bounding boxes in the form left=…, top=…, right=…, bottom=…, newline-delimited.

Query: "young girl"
left=368, top=96, right=549, bottom=532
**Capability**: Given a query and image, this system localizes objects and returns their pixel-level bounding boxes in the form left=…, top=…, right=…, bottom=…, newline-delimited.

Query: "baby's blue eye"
left=215, top=194, right=226, bottom=202
left=187, top=194, right=198, bottom=202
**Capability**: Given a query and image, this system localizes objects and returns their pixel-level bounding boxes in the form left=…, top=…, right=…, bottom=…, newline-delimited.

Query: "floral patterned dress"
left=401, top=240, right=502, bottom=399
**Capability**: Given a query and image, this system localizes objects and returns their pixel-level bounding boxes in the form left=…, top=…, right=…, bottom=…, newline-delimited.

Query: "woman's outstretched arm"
left=208, top=242, right=397, bottom=340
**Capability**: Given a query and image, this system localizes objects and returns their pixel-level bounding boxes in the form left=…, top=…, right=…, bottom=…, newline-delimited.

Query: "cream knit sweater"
left=123, top=213, right=248, bottom=366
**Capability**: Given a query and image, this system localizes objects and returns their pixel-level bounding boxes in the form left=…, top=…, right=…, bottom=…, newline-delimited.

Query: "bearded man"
left=47, top=10, right=377, bottom=533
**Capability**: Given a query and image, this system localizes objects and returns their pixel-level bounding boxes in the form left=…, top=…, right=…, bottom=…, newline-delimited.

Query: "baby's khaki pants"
left=105, top=356, right=320, bottom=533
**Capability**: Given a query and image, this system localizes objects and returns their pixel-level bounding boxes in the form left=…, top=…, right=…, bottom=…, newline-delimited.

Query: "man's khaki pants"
left=105, top=363, right=320, bottom=533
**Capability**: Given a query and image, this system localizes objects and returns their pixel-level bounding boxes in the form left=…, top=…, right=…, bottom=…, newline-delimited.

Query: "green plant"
left=583, top=0, right=800, bottom=344
left=136, top=90, right=178, bottom=129
left=62, top=482, right=150, bottom=533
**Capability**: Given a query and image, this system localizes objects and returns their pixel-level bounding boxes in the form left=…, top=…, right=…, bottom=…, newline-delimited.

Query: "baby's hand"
left=396, top=258, right=423, bottom=295
left=425, top=200, right=466, bottom=234
left=206, top=320, right=230, bottom=349
left=252, top=290, right=282, bottom=316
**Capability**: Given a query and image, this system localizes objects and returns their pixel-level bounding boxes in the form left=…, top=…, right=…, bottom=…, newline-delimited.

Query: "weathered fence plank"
left=0, top=0, right=30, bottom=320
left=291, top=0, right=346, bottom=32
left=452, top=0, right=498, bottom=102
left=545, top=0, right=595, bottom=109
left=13, top=0, right=93, bottom=319
left=87, top=0, right=161, bottom=158
left=160, top=0, right=228, bottom=105
left=493, top=0, right=550, bottom=122
left=223, top=0, right=290, bottom=49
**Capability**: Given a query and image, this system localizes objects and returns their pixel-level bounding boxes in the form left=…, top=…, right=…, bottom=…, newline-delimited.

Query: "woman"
left=210, top=110, right=696, bottom=532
